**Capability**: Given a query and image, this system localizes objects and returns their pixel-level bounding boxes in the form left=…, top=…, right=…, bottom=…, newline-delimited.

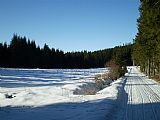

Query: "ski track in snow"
left=111, top=66, right=160, bottom=120
left=0, top=67, right=160, bottom=120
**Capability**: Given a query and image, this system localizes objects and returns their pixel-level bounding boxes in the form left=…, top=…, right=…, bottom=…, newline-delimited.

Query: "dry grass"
left=94, top=72, right=113, bottom=90
left=152, top=74, right=160, bottom=83
left=84, top=89, right=97, bottom=95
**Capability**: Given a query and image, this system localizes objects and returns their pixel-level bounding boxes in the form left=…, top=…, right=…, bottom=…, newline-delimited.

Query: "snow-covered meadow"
left=0, top=68, right=122, bottom=120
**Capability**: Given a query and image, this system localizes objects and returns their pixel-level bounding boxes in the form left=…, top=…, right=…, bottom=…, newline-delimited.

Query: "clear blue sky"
left=0, top=0, right=140, bottom=52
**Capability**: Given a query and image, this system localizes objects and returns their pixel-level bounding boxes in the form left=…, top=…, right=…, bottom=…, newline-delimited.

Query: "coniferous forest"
left=0, top=34, right=133, bottom=69
left=133, top=0, right=160, bottom=78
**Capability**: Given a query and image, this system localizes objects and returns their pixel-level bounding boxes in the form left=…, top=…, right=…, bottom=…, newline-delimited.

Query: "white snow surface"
left=1, top=66, right=160, bottom=120
left=0, top=68, right=121, bottom=120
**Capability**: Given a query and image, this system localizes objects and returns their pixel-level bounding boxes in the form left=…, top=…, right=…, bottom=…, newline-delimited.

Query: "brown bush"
left=105, top=60, right=127, bottom=80
left=153, top=74, right=160, bottom=82
left=105, top=60, right=120, bottom=80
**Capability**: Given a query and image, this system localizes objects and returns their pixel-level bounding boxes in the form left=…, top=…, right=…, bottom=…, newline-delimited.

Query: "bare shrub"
left=73, top=83, right=97, bottom=95
left=105, top=60, right=127, bottom=80
left=94, top=72, right=113, bottom=90
left=106, top=60, right=120, bottom=80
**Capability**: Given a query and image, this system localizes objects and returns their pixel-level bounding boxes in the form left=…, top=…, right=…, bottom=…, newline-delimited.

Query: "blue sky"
left=0, top=0, right=140, bottom=52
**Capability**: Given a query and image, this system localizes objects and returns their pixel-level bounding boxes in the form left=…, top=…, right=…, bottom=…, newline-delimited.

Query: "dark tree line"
left=133, top=0, right=160, bottom=78
left=105, top=44, right=133, bottom=79
left=0, top=34, right=133, bottom=69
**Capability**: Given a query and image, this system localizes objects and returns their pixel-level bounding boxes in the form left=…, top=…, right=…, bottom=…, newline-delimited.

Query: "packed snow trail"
left=111, top=66, right=160, bottom=120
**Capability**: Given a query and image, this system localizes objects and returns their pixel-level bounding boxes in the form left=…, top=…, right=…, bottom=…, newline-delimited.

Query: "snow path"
left=111, top=66, right=160, bottom=120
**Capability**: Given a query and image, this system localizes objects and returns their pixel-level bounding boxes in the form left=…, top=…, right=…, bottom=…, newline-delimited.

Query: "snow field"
left=0, top=68, right=124, bottom=120
left=0, top=68, right=116, bottom=107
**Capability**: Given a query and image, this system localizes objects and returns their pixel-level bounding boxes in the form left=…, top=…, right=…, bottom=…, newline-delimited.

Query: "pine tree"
left=134, top=0, right=160, bottom=78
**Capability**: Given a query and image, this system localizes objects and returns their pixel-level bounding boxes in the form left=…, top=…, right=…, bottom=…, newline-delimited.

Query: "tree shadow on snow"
left=0, top=71, right=90, bottom=88
left=0, top=75, right=77, bottom=88
left=0, top=97, right=117, bottom=120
